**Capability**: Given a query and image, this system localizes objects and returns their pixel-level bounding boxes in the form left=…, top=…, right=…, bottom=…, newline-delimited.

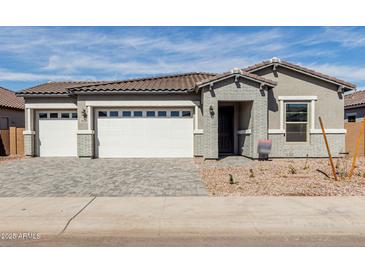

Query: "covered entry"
left=218, top=101, right=253, bottom=156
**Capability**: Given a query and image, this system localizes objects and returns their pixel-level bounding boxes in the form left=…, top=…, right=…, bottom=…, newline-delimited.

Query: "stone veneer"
left=77, top=133, right=94, bottom=158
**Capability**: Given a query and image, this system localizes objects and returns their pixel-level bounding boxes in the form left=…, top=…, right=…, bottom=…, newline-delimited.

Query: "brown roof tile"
left=68, top=72, right=217, bottom=93
left=243, top=59, right=356, bottom=89
left=345, top=90, right=365, bottom=108
left=0, top=87, right=24, bottom=110
left=18, top=81, right=108, bottom=95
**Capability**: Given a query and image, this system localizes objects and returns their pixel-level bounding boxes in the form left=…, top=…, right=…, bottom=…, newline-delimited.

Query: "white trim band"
left=25, top=103, right=77, bottom=109
left=268, top=129, right=285, bottom=134
left=237, top=129, right=252, bottom=135
left=23, top=130, right=35, bottom=135
left=310, top=129, right=346, bottom=134
left=85, top=100, right=200, bottom=107
left=193, top=129, right=204, bottom=134
left=77, top=130, right=95, bottom=134
left=278, top=96, right=318, bottom=101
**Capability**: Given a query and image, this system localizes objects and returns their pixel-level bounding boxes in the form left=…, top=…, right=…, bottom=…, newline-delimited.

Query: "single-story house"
left=345, top=90, right=365, bottom=123
left=18, top=57, right=355, bottom=159
left=0, top=87, right=25, bottom=129
left=0, top=87, right=25, bottom=155
left=344, top=90, right=365, bottom=156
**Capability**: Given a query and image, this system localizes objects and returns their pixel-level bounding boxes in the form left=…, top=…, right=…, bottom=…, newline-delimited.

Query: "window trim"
left=284, top=102, right=309, bottom=143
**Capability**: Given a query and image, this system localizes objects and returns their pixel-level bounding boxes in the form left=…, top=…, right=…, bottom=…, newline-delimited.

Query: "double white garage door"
left=95, top=109, right=193, bottom=158
left=37, top=109, right=194, bottom=158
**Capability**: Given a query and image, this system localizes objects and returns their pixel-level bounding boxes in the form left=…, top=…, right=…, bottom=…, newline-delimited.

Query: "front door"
left=218, top=106, right=234, bottom=154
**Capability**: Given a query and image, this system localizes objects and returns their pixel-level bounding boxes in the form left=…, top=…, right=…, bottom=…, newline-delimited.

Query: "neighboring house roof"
left=0, top=87, right=24, bottom=110
left=196, top=69, right=277, bottom=88
left=68, top=72, right=217, bottom=94
left=18, top=81, right=108, bottom=95
left=345, top=90, right=365, bottom=108
left=243, top=58, right=356, bottom=90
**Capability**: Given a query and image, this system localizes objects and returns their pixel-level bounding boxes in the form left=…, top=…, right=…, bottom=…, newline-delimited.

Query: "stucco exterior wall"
left=345, top=106, right=365, bottom=122
left=0, top=108, right=24, bottom=128
left=255, top=66, right=344, bottom=130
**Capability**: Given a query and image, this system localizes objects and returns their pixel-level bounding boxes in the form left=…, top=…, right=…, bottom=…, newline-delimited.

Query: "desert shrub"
left=249, top=169, right=255, bottom=178
left=288, top=164, right=297, bottom=174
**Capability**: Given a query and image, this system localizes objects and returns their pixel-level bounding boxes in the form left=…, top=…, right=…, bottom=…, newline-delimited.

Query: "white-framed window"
left=39, top=112, right=77, bottom=119
left=133, top=111, right=143, bottom=117
left=96, top=109, right=193, bottom=118
left=49, top=112, right=59, bottom=119
left=171, top=111, right=180, bottom=117
left=182, top=110, right=192, bottom=117
left=38, top=113, right=48, bottom=119
left=285, top=103, right=308, bottom=142
left=109, top=111, right=119, bottom=117
left=146, top=111, right=156, bottom=117
left=346, top=113, right=357, bottom=123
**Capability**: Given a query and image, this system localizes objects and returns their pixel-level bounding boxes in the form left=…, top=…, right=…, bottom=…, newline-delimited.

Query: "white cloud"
left=0, top=68, right=96, bottom=82
left=308, top=63, right=365, bottom=84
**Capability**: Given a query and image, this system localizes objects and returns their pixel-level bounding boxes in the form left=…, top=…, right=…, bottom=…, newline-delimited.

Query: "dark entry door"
left=218, top=106, right=234, bottom=154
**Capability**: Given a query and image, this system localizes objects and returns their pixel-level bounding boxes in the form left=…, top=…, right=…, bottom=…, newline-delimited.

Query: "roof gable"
left=196, top=69, right=277, bottom=89
left=243, top=58, right=356, bottom=90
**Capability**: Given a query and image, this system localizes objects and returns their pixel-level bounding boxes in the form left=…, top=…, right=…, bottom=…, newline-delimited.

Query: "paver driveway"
left=0, top=158, right=207, bottom=197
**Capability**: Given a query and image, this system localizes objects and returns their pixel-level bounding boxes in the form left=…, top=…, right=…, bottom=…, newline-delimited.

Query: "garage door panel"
left=96, top=114, right=193, bottom=158
left=37, top=112, right=78, bottom=157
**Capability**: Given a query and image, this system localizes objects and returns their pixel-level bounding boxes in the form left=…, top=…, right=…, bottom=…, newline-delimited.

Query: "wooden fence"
left=345, top=120, right=365, bottom=157
left=0, top=127, right=24, bottom=156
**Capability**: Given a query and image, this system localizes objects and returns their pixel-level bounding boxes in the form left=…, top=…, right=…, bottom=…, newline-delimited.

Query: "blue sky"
left=1, top=26, right=365, bottom=91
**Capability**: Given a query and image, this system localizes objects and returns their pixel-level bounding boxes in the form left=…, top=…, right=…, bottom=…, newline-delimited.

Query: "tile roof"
left=68, top=72, right=217, bottom=93
left=345, top=90, right=365, bottom=108
left=18, top=81, right=109, bottom=95
left=0, top=87, right=24, bottom=110
left=196, top=70, right=277, bottom=87
left=243, top=58, right=356, bottom=89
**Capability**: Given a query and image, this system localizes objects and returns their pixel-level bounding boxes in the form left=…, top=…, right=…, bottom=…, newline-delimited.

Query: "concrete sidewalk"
left=1, top=196, right=365, bottom=246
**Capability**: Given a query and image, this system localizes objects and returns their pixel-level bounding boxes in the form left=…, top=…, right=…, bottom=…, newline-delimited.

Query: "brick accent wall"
left=77, top=133, right=94, bottom=158
left=24, top=133, right=34, bottom=156
left=238, top=134, right=251, bottom=157
left=193, top=133, right=204, bottom=156
left=269, top=133, right=345, bottom=157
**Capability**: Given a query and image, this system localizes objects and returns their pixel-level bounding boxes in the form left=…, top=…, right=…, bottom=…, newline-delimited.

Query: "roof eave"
left=246, top=63, right=356, bottom=90
left=68, top=89, right=194, bottom=95
left=16, top=93, right=72, bottom=97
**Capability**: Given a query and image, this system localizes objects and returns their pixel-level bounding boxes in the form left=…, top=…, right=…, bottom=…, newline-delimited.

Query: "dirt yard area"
left=0, top=155, right=23, bottom=164
left=197, top=157, right=365, bottom=196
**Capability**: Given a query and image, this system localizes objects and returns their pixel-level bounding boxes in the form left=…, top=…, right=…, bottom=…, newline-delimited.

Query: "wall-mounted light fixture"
left=209, top=105, right=215, bottom=118
left=81, top=109, right=87, bottom=121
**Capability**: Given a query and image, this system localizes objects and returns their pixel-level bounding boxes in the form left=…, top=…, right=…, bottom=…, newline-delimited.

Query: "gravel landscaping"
left=0, top=155, right=23, bottom=164
left=197, top=157, right=365, bottom=196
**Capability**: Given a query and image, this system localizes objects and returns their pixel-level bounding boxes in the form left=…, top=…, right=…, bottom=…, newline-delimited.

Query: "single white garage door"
left=37, top=111, right=78, bottom=157
left=96, top=109, right=194, bottom=158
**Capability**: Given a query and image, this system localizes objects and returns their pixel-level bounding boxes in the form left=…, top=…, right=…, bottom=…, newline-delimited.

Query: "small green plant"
left=303, top=154, right=309, bottom=170
left=288, top=164, right=297, bottom=174
left=249, top=168, right=255, bottom=178
left=228, top=174, right=237, bottom=184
